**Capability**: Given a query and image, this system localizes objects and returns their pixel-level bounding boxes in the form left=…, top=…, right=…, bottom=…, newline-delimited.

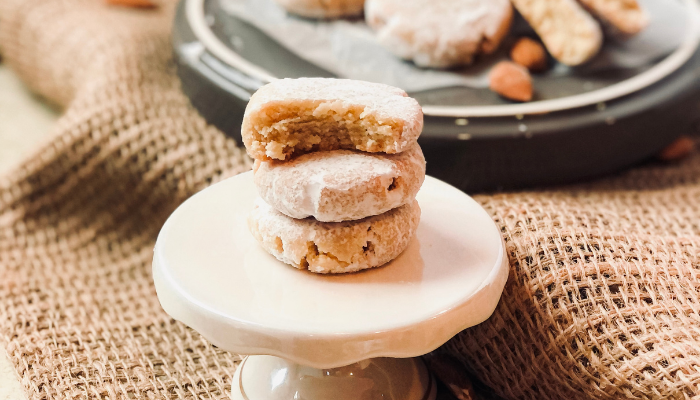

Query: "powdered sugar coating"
left=274, top=0, right=365, bottom=18
left=246, top=78, right=419, bottom=125
left=254, top=143, right=425, bottom=222
left=241, top=78, right=424, bottom=161
left=365, top=0, right=513, bottom=68
left=248, top=198, right=421, bottom=274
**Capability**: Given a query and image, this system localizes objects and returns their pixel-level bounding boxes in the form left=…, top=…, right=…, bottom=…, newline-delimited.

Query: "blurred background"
left=0, top=63, right=57, bottom=174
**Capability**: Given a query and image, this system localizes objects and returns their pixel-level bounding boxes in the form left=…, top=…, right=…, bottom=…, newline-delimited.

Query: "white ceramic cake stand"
left=153, top=171, right=508, bottom=400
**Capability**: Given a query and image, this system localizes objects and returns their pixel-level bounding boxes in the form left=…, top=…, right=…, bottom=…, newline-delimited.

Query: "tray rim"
left=185, top=0, right=700, bottom=117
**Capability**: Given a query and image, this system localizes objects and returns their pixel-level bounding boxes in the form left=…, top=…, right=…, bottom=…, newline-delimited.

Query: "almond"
left=489, top=61, right=533, bottom=102
left=511, top=37, right=548, bottom=72
left=658, top=136, right=695, bottom=161
left=105, top=0, right=157, bottom=8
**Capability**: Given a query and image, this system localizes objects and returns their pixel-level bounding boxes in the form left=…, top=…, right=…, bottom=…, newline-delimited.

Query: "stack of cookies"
left=243, top=78, right=426, bottom=274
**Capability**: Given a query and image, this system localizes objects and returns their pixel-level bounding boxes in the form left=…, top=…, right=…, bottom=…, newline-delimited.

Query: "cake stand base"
left=153, top=173, right=508, bottom=400
left=231, top=356, right=437, bottom=400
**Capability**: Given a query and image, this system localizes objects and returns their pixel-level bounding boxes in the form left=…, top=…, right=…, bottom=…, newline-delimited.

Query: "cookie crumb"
left=511, top=37, right=548, bottom=72
left=489, top=61, right=533, bottom=102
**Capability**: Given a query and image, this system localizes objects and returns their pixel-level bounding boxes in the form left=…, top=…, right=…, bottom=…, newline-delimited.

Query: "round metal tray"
left=173, top=0, right=700, bottom=192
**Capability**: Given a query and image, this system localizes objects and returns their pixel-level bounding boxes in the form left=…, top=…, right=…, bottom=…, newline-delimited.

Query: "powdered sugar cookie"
left=241, top=78, right=423, bottom=161
left=365, top=0, right=513, bottom=68
left=274, top=0, right=365, bottom=18
left=254, top=143, right=425, bottom=222
left=248, top=198, right=421, bottom=274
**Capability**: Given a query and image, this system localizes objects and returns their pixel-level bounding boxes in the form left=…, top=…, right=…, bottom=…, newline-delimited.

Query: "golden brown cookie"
left=248, top=198, right=421, bottom=274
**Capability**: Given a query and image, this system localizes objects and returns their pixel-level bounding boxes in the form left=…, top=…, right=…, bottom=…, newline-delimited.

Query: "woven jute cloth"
left=1, top=1, right=700, bottom=399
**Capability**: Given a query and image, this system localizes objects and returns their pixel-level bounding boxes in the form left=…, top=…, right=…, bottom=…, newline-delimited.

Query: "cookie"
left=248, top=198, right=421, bottom=274
left=576, top=0, right=649, bottom=36
left=254, top=143, right=425, bottom=222
left=510, top=0, right=603, bottom=66
left=242, top=78, right=423, bottom=161
left=364, top=0, right=513, bottom=68
left=273, top=0, right=365, bottom=18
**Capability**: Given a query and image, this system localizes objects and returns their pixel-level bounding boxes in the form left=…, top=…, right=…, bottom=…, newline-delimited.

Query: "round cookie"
left=365, top=0, right=513, bottom=68
left=254, top=143, right=425, bottom=222
left=274, top=0, right=365, bottom=19
left=248, top=198, right=421, bottom=274
left=242, top=78, right=423, bottom=161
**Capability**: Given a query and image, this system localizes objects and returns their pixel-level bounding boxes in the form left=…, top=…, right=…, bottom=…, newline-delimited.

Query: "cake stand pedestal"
left=153, top=172, right=508, bottom=399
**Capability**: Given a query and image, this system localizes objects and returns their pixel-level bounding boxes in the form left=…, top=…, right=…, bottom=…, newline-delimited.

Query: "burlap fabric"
left=1, top=1, right=700, bottom=399
left=0, top=1, right=251, bottom=398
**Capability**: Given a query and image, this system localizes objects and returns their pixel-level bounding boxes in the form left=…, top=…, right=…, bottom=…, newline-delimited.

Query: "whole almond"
left=511, top=37, right=548, bottom=72
left=658, top=136, right=695, bottom=161
left=105, top=0, right=157, bottom=8
left=489, top=61, right=533, bottom=102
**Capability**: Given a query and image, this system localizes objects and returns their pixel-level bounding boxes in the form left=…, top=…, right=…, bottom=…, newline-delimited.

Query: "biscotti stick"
left=576, top=0, right=649, bottom=36
left=509, top=0, right=603, bottom=66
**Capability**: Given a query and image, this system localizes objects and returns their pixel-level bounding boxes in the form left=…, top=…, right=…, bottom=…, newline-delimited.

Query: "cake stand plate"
left=153, top=172, right=508, bottom=399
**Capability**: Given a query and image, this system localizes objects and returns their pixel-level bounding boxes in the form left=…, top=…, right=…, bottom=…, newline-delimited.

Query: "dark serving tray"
left=173, top=0, right=700, bottom=192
